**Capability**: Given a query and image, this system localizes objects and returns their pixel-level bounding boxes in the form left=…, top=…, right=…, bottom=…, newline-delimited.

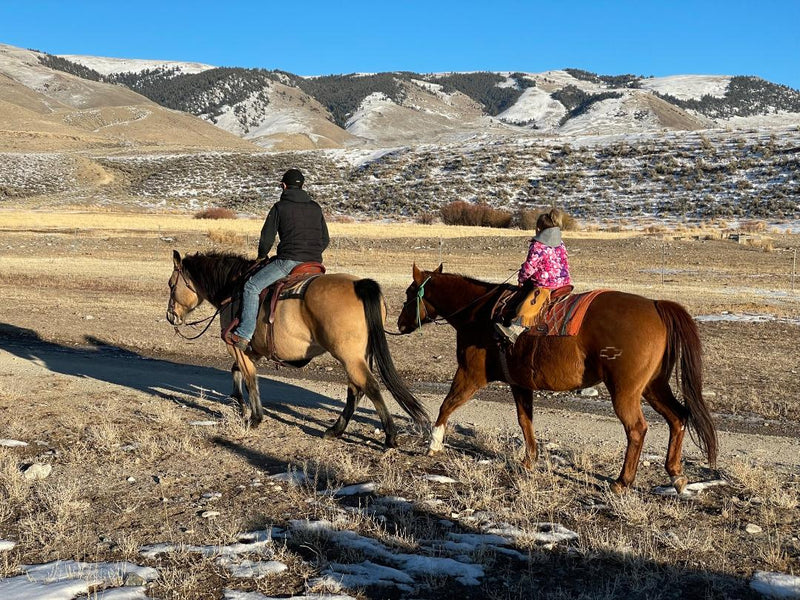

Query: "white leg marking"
left=429, top=424, right=445, bottom=452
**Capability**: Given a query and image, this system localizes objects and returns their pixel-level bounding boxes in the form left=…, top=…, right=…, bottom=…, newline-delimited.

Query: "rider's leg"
left=496, top=287, right=550, bottom=343
left=233, top=259, right=300, bottom=343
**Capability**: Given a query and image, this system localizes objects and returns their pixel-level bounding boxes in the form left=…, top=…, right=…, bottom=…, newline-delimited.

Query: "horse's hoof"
left=427, top=447, right=440, bottom=457
left=323, top=428, right=340, bottom=440
left=671, top=475, right=689, bottom=495
left=610, top=481, right=628, bottom=495
left=385, top=436, right=400, bottom=449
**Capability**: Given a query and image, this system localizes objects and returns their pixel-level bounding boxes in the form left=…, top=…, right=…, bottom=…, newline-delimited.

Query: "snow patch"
left=640, top=75, right=731, bottom=101
left=498, top=86, right=566, bottom=130
left=57, top=54, right=214, bottom=76
left=750, top=570, right=800, bottom=599
left=652, top=479, right=728, bottom=497
left=0, top=560, right=157, bottom=600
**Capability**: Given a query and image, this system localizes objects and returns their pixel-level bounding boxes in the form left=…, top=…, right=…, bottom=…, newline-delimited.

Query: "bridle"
left=168, top=265, right=224, bottom=340
left=413, top=276, right=434, bottom=329
left=403, top=272, right=515, bottom=333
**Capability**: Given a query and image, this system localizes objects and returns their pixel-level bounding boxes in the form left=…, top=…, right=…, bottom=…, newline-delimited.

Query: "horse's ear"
left=173, top=250, right=182, bottom=269
left=412, top=263, right=424, bottom=284
left=435, top=263, right=443, bottom=273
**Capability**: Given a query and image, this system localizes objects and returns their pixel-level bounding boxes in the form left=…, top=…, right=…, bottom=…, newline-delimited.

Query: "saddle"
left=221, top=261, right=325, bottom=362
left=492, top=285, right=607, bottom=337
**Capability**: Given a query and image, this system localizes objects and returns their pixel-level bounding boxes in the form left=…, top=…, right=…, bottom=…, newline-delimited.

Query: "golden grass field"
left=0, top=209, right=799, bottom=599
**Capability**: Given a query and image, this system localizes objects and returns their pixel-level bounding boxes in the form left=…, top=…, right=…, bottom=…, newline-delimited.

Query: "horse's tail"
left=655, top=300, right=718, bottom=468
left=354, top=279, right=431, bottom=428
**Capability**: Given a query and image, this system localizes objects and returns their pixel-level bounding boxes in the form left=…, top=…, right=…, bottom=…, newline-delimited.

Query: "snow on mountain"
left=530, top=69, right=606, bottom=93
left=558, top=91, right=661, bottom=135
left=346, top=92, right=395, bottom=132
left=58, top=54, right=214, bottom=76
left=498, top=86, right=566, bottom=129
left=639, top=75, right=731, bottom=100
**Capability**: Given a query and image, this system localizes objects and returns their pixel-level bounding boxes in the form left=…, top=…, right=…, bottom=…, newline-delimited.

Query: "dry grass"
left=0, top=208, right=799, bottom=598
left=206, top=228, right=246, bottom=247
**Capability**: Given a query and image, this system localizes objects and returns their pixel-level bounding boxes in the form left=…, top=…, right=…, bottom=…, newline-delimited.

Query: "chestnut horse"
left=166, top=250, right=429, bottom=446
left=397, top=264, right=717, bottom=493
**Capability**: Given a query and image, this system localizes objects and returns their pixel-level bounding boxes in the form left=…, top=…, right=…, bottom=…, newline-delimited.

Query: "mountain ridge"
left=46, top=49, right=800, bottom=150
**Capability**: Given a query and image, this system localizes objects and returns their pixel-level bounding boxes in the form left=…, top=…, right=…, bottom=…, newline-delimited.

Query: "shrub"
left=739, top=220, right=766, bottom=233
left=327, top=214, right=355, bottom=223
left=416, top=212, right=438, bottom=225
left=517, top=209, right=541, bottom=231
left=439, top=201, right=513, bottom=228
left=742, top=237, right=775, bottom=252
left=194, top=207, right=237, bottom=220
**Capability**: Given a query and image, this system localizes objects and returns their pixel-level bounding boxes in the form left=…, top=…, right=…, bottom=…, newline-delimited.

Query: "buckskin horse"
left=397, top=264, right=717, bottom=493
left=166, top=250, right=429, bottom=446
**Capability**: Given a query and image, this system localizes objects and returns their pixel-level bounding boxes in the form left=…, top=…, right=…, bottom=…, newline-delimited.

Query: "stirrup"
left=494, top=322, right=526, bottom=344
left=226, top=332, right=250, bottom=352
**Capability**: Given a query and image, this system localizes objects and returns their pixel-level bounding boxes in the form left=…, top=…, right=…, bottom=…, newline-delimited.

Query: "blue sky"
left=2, top=0, right=798, bottom=89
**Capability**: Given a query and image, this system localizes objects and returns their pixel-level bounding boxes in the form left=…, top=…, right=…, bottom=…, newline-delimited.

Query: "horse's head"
left=166, top=250, right=204, bottom=325
left=397, top=263, right=443, bottom=334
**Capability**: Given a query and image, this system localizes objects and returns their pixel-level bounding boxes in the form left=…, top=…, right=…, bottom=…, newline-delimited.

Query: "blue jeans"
left=234, top=258, right=301, bottom=341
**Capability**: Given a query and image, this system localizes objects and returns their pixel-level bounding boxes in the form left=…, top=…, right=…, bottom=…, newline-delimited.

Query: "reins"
left=169, top=265, right=232, bottom=341
left=416, top=271, right=515, bottom=326
left=172, top=309, right=223, bottom=340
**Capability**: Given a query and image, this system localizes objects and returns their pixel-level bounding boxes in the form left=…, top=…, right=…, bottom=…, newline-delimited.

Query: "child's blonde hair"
left=536, top=208, right=563, bottom=232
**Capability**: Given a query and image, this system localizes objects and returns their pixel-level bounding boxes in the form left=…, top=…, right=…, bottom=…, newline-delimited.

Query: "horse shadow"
left=0, top=325, right=758, bottom=597
left=212, top=437, right=757, bottom=600
left=0, top=323, right=387, bottom=442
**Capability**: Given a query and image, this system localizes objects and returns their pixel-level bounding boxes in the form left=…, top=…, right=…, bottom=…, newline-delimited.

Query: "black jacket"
left=257, top=187, right=329, bottom=263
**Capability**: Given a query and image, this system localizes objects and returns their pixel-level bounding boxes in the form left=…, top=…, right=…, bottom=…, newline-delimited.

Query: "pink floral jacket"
left=518, top=240, right=572, bottom=288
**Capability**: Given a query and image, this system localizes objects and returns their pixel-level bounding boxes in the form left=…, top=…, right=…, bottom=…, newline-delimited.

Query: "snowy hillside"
left=5, top=44, right=800, bottom=150
left=58, top=54, right=214, bottom=76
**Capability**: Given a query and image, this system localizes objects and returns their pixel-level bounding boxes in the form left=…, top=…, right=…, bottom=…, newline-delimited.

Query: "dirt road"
left=4, top=336, right=798, bottom=475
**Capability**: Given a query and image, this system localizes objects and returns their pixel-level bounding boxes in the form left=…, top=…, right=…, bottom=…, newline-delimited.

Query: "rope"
left=172, top=307, right=223, bottom=340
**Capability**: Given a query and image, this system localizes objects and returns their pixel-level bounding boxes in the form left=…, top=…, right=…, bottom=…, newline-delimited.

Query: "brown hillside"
left=0, top=44, right=260, bottom=152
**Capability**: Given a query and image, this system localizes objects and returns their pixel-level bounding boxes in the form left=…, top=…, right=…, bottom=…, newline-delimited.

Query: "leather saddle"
left=491, top=284, right=574, bottom=327
left=221, top=260, right=325, bottom=348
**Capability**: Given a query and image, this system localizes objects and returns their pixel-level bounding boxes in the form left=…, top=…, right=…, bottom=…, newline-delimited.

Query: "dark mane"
left=182, top=251, right=257, bottom=303
left=441, top=272, right=517, bottom=294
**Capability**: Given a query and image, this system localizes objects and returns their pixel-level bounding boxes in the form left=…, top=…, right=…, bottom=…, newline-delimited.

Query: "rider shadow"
left=209, top=436, right=751, bottom=600
left=0, top=323, right=379, bottom=438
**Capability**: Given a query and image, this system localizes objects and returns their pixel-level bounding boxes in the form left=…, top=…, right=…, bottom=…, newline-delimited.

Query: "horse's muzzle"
left=166, top=309, right=182, bottom=326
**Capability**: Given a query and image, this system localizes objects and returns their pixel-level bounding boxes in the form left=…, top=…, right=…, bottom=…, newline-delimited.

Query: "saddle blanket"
left=534, top=289, right=609, bottom=336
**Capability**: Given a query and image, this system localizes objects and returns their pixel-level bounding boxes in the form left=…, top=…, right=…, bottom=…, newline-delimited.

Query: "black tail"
left=655, top=301, right=718, bottom=467
left=354, top=279, right=430, bottom=427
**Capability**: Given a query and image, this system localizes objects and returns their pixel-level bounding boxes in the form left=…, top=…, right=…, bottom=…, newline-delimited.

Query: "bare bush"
left=194, top=207, right=238, bottom=220
left=416, top=211, right=438, bottom=225
left=739, top=220, right=767, bottom=233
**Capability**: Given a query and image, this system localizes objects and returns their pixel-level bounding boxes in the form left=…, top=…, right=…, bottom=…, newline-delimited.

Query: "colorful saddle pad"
left=533, top=289, right=608, bottom=336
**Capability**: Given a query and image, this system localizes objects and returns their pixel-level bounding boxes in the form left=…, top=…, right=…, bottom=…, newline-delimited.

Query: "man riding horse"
left=226, top=168, right=329, bottom=351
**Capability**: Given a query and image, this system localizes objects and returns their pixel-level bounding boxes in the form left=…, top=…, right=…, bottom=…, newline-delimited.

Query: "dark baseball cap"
left=281, top=168, right=304, bottom=186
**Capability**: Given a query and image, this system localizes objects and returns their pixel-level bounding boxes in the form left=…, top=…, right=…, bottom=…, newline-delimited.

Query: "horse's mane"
left=439, top=271, right=516, bottom=294
left=182, top=251, right=257, bottom=302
